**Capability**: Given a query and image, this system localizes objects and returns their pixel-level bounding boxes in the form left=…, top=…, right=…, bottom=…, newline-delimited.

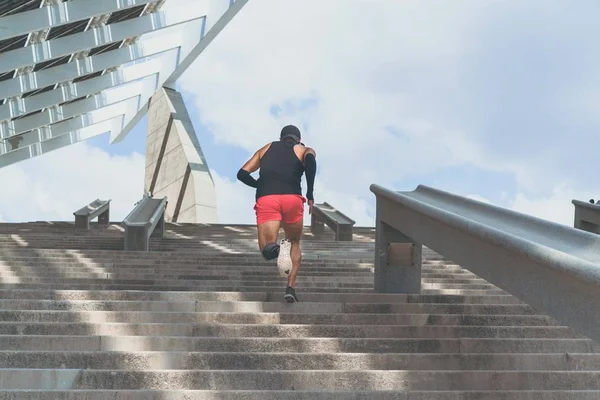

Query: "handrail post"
left=336, top=224, right=353, bottom=241
left=310, top=212, right=325, bottom=236
left=151, top=210, right=166, bottom=238
left=310, top=202, right=355, bottom=241
left=374, top=199, right=422, bottom=293
left=572, top=200, right=600, bottom=234
left=97, top=207, right=110, bottom=226
left=74, top=214, right=90, bottom=230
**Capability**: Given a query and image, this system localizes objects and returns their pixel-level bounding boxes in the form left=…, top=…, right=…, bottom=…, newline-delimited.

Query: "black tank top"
left=256, top=141, right=305, bottom=200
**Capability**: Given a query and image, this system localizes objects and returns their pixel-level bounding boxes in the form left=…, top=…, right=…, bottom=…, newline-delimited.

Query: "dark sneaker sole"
left=284, top=294, right=298, bottom=303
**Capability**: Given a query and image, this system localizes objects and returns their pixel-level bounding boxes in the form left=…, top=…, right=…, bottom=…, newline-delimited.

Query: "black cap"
left=280, top=125, right=301, bottom=141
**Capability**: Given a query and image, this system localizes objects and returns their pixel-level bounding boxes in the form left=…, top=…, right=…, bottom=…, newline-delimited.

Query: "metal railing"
left=371, top=184, right=600, bottom=342
left=122, top=194, right=168, bottom=251
left=73, top=199, right=111, bottom=229
left=311, top=202, right=355, bottom=241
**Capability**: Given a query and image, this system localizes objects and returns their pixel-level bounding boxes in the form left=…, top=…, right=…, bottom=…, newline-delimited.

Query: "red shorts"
left=254, top=194, right=306, bottom=225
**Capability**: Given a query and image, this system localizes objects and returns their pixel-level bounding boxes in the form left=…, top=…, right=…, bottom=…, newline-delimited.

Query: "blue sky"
left=1, top=0, right=598, bottom=226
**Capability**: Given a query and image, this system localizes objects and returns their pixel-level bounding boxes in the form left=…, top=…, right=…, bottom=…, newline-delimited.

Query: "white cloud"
left=510, top=185, right=598, bottom=227
left=211, top=169, right=256, bottom=224
left=0, top=140, right=145, bottom=223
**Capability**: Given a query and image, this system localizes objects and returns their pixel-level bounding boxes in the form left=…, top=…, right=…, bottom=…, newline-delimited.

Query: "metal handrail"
left=371, top=183, right=600, bottom=342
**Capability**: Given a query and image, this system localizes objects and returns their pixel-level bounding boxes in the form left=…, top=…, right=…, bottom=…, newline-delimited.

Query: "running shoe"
left=277, top=238, right=293, bottom=277
left=284, top=286, right=299, bottom=303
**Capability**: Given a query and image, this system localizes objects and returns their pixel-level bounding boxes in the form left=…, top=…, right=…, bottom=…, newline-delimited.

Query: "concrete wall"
left=145, top=87, right=217, bottom=223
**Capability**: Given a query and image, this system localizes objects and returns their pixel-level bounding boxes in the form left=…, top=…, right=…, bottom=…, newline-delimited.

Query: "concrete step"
left=0, top=275, right=484, bottom=287
left=0, top=259, right=378, bottom=268
left=0, top=284, right=502, bottom=297
left=0, top=266, right=482, bottom=279
left=0, top=260, right=455, bottom=270
left=1, top=390, right=599, bottom=400
left=0, top=265, right=464, bottom=277
left=0, top=243, right=369, bottom=251
left=0, top=283, right=505, bottom=296
left=0, top=289, right=521, bottom=304
left=0, top=273, right=487, bottom=286
left=0, top=265, right=473, bottom=277
left=0, top=277, right=376, bottom=288
left=0, top=272, right=483, bottom=284
left=0, top=259, right=450, bottom=269
left=3, top=369, right=600, bottom=390
left=0, top=247, right=376, bottom=256
left=0, top=265, right=381, bottom=277
left=0, top=310, right=560, bottom=325
left=0, top=300, right=539, bottom=315
left=0, top=259, right=385, bottom=269
left=0, top=272, right=380, bottom=283
left=0, top=264, right=379, bottom=274
left=2, top=336, right=597, bottom=353
left=2, top=351, right=600, bottom=370
left=0, top=247, right=372, bottom=256
left=0, top=323, right=578, bottom=338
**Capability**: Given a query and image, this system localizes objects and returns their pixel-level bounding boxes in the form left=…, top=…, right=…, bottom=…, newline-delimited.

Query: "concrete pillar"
left=145, top=87, right=217, bottom=223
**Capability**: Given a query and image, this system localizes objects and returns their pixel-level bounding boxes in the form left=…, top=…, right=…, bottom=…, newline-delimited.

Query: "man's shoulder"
left=292, top=144, right=316, bottom=160
left=258, top=142, right=274, bottom=156
left=304, top=146, right=316, bottom=157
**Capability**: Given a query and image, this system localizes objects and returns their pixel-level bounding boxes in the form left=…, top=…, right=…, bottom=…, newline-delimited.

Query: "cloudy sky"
left=1, top=0, right=599, bottom=227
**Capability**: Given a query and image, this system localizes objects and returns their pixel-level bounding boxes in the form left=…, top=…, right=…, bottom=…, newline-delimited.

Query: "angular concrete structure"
left=145, top=88, right=217, bottom=223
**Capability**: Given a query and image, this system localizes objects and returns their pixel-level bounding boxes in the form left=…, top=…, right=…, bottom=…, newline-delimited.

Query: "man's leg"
left=255, top=196, right=282, bottom=260
left=258, top=220, right=281, bottom=258
left=279, top=195, right=305, bottom=302
left=282, top=219, right=304, bottom=288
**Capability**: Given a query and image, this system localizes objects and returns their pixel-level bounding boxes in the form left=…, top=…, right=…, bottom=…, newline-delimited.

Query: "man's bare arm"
left=237, top=144, right=270, bottom=188
left=241, top=150, right=261, bottom=173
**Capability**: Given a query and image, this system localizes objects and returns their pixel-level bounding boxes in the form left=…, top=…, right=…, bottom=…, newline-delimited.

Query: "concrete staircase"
left=0, top=222, right=599, bottom=399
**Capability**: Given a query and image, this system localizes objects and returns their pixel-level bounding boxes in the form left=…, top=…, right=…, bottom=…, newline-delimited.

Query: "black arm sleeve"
left=237, top=168, right=258, bottom=188
left=304, top=153, right=316, bottom=201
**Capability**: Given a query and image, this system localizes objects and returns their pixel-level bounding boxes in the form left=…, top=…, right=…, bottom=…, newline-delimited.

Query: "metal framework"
left=0, top=0, right=249, bottom=167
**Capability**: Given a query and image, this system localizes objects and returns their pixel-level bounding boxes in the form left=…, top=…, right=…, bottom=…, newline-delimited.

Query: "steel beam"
left=0, top=4, right=207, bottom=75
left=0, top=50, right=177, bottom=122
left=0, top=31, right=183, bottom=106
left=0, top=0, right=250, bottom=166
left=111, top=0, right=248, bottom=143
left=0, top=77, right=153, bottom=139
left=0, top=0, right=155, bottom=42
left=165, top=0, right=248, bottom=85
left=2, top=96, right=141, bottom=153
left=0, top=116, right=125, bottom=168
